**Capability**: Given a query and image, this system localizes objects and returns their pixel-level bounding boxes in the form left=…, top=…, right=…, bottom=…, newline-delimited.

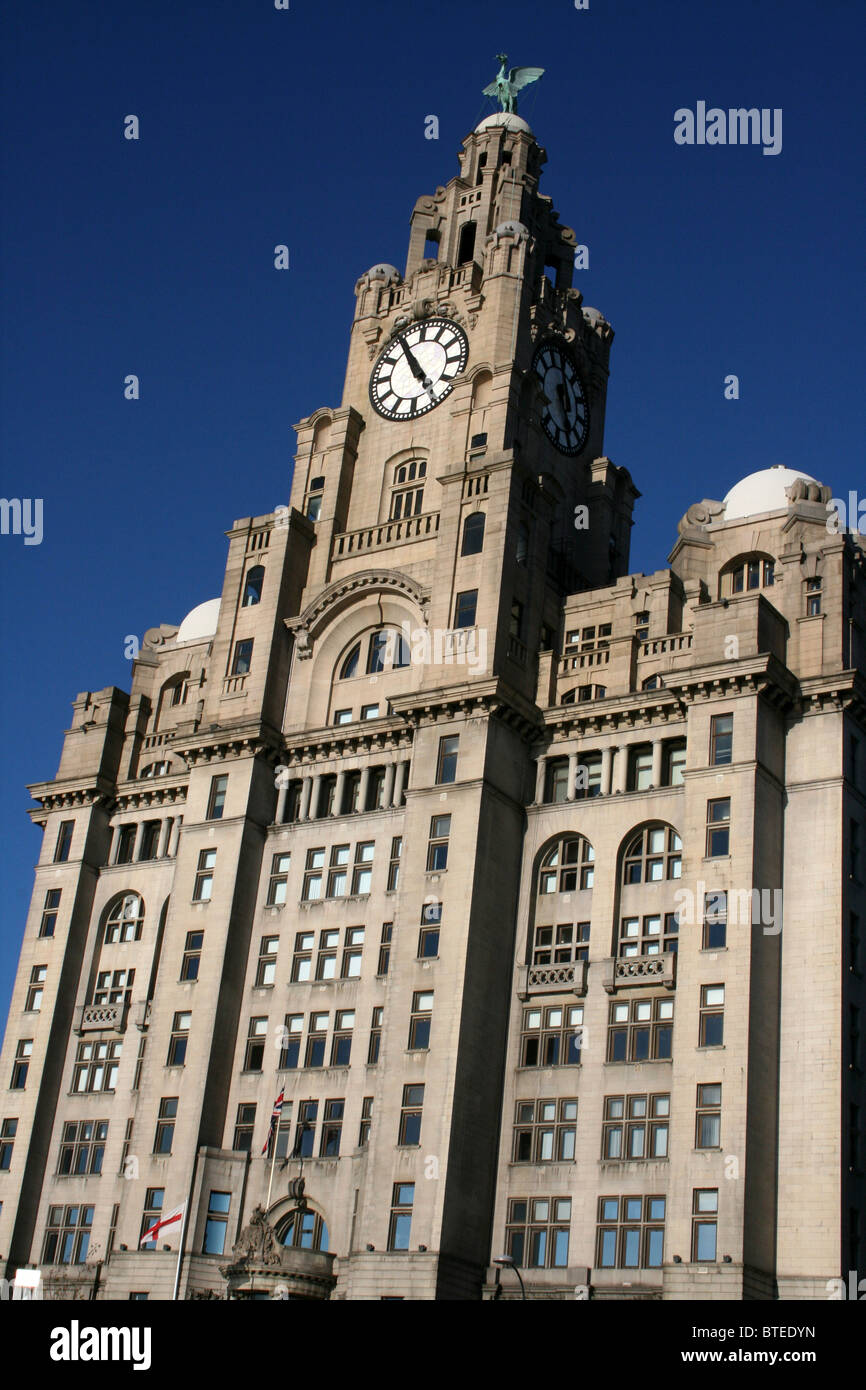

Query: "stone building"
left=0, top=108, right=862, bottom=1301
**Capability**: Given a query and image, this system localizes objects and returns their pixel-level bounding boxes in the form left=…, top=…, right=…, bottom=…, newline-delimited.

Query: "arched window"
left=622, top=824, right=682, bottom=884
left=461, top=512, right=485, bottom=556
left=391, top=460, right=426, bottom=519
left=104, top=894, right=145, bottom=944
left=538, top=835, right=595, bottom=894
left=139, top=761, right=170, bottom=778
left=722, top=553, right=775, bottom=597
left=641, top=674, right=662, bottom=691
left=339, top=643, right=361, bottom=680
left=457, top=222, right=477, bottom=265
left=366, top=628, right=410, bottom=674
left=278, top=1208, right=329, bottom=1252
left=242, top=565, right=264, bottom=607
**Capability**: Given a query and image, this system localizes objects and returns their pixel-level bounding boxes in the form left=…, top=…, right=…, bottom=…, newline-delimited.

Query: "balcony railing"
left=602, top=953, right=677, bottom=993
left=331, top=511, right=439, bottom=559
left=223, top=673, right=249, bottom=696
left=76, top=1002, right=129, bottom=1034
left=517, top=960, right=588, bottom=1000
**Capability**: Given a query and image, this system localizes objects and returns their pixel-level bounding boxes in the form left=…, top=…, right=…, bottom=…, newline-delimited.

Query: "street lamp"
left=493, top=1254, right=526, bottom=1300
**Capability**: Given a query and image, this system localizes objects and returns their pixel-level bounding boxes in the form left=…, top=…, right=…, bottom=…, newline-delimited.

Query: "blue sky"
left=0, top=0, right=863, bottom=1017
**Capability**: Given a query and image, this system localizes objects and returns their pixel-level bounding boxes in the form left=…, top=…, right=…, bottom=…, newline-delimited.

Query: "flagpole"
left=171, top=1201, right=189, bottom=1302
left=265, top=1112, right=280, bottom=1211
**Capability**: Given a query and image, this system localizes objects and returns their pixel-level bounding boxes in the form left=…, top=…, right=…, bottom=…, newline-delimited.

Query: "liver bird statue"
left=482, top=54, right=545, bottom=114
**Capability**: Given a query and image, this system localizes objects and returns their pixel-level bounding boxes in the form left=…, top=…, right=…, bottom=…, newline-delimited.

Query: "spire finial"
left=482, top=55, right=545, bottom=114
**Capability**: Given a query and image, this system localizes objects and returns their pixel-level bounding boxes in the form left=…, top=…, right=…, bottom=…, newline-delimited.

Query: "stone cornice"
left=279, top=719, right=415, bottom=767
left=391, top=677, right=543, bottom=742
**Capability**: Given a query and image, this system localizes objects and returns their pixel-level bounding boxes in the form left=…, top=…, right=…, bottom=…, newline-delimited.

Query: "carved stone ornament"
left=785, top=478, right=832, bottom=506
left=677, top=499, right=726, bottom=536
left=227, top=1205, right=284, bottom=1269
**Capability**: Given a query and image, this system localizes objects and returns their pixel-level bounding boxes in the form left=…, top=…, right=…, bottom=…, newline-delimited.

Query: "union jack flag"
left=261, top=1088, right=285, bottom=1156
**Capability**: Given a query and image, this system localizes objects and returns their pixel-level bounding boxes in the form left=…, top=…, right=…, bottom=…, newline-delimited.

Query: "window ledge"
left=695, top=1045, right=726, bottom=1052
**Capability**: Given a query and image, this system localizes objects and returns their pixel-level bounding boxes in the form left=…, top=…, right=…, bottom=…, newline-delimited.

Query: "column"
left=393, top=760, right=407, bottom=807
left=332, top=770, right=346, bottom=817
left=358, top=766, right=371, bottom=814
left=611, top=748, right=627, bottom=794
left=383, top=762, right=396, bottom=808
left=276, top=784, right=288, bottom=824
left=108, top=826, right=120, bottom=865
left=132, top=821, right=145, bottom=862
left=651, top=740, right=664, bottom=789
left=169, top=817, right=182, bottom=856
left=308, top=775, right=322, bottom=821
left=600, top=747, right=613, bottom=797
left=535, top=758, right=546, bottom=804
left=299, top=776, right=313, bottom=822
left=567, top=752, right=579, bottom=801
left=157, top=818, right=172, bottom=859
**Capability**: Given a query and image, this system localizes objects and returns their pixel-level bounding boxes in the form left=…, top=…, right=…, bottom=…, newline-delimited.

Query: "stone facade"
left=0, top=112, right=862, bottom=1301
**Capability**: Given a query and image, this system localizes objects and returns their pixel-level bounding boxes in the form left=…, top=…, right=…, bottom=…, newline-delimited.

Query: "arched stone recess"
left=285, top=570, right=429, bottom=729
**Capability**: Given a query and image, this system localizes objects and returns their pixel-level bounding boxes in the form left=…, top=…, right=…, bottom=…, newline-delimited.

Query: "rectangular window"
left=617, top=913, right=678, bottom=958
left=607, top=998, right=674, bottom=1063
left=305, top=1012, right=329, bottom=1068
left=193, top=849, right=216, bottom=901
left=139, top=1189, right=164, bottom=1251
left=139, top=821, right=161, bottom=861
left=596, top=1195, right=666, bottom=1269
left=545, top=759, right=569, bottom=804
left=73, top=1039, right=122, bottom=1093
left=334, top=708, right=352, bottom=725
left=316, top=929, right=339, bottom=980
left=43, top=1203, right=94, bottom=1265
left=532, top=921, right=590, bottom=966
left=40, top=888, right=61, bottom=937
left=664, top=739, right=687, bottom=786
left=206, top=774, right=228, bottom=820
left=278, top=1014, right=303, bottom=1070
left=454, top=590, right=477, bottom=629
left=57, top=1120, right=108, bottom=1176
left=133, top=1039, right=146, bottom=1092
left=233, top=1103, right=257, bottom=1153
left=427, top=815, right=451, bottom=871
left=408, top=992, right=433, bottom=1051
left=291, top=931, right=314, bottom=981
left=361, top=703, right=380, bottom=721
left=244, top=1017, right=268, bottom=1071
left=706, top=799, right=731, bottom=857
left=418, top=901, right=441, bottom=958
left=702, top=892, right=727, bottom=949
left=388, top=1182, right=415, bottom=1250
left=11, top=1040, right=33, bottom=1089
left=352, top=841, right=375, bottom=894
left=710, top=714, right=733, bottom=766
left=634, top=611, right=650, bottom=642
left=181, top=930, right=203, bottom=981
left=602, top=1095, right=669, bottom=1160
left=303, top=847, right=325, bottom=900
left=231, top=639, right=253, bottom=675
left=359, top=1096, right=373, bottom=1147
left=513, top=1099, right=578, bottom=1163
left=520, top=1004, right=584, bottom=1067
left=167, top=1012, right=191, bottom=1066
left=256, top=936, right=279, bottom=987
left=0, top=1118, right=17, bottom=1171
left=387, top=836, right=402, bottom=891
left=692, top=1189, right=719, bottom=1261
left=153, top=1097, right=178, bottom=1154
left=696, top=1083, right=722, bottom=1148
left=805, top=576, right=822, bottom=616
left=273, top=1108, right=293, bottom=1161
left=320, top=1099, right=344, bottom=1157
left=92, top=968, right=134, bottom=1006
left=203, top=1191, right=231, bottom=1255
left=25, top=965, right=47, bottom=1012
left=506, top=1196, right=571, bottom=1269
left=436, top=735, right=459, bottom=784
left=327, top=845, right=350, bottom=898
left=331, top=1012, right=354, bottom=1067
left=368, top=1006, right=384, bottom=1064
left=628, top=745, right=653, bottom=792
left=398, top=1084, right=424, bottom=1145
left=120, top=1118, right=134, bottom=1175
left=115, top=825, right=136, bottom=865
left=377, top=922, right=393, bottom=975
left=54, top=821, right=74, bottom=863
left=295, top=1100, right=317, bottom=1158
left=699, top=985, right=725, bottom=1046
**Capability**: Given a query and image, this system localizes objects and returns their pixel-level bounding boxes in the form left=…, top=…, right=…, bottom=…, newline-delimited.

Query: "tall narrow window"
left=461, top=512, right=485, bottom=556
left=242, top=566, right=264, bottom=607
left=40, top=888, right=61, bottom=938
left=140, top=1189, right=165, bottom=1250
left=203, top=1192, right=231, bottom=1254
left=692, top=1189, right=719, bottom=1261
left=805, top=576, right=822, bottom=615
left=181, top=931, right=203, bottom=981
left=436, top=736, right=459, bottom=784
left=331, top=1014, right=354, bottom=1067
left=696, top=1084, right=722, bottom=1148
left=377, top=923, right=393, bottom=976
left=153, top=1098, right=178, bottom=1154
left=193, top=849, right=216, bottom=901
left=705, top=800, right=731, bottom=858
left=320, top=1099, right=344, bottom=1156
left=256, top=936, right=279, bottom=986
left=54, top=821, right=74, bottom=863
left=231, top=639, right=253, bottom=676
left=408, top=992, right=433, bottom=1050
left=11, top=1040, right=33, bottom=1089
left=387, top=836, right=402, bottom=891
left=233, top=1104, right=256, bottom=1153
left=388, top=1183, right=415, bottom=1250
left=454, top=590, right=477, bottom=629
left=25, top=966, right=46, bottom=1012
left=418, top=902, right=441, bottom=958
left=699, top=985, right=725, bottom=1046
left=207, top=774, right=228, bottom=820
left=457, top=221, right=476, bottom=265
left=167, top=1012, right=191, bottom=1066
left=244, top=1018, right=268, bottom=1071
left=398, top=1085, right=424, bottom=1144
left=702, top=892, right=727, bottom=949
left=267, top=853, right=291, bottom=905
left=709, top=714, right=733, bottom=766
left=427, top=815, right=451, bottom=870
left=306, top=477, right=325, bottom=521
left=0, top=1118, right=18, bottom=1171
left=368, top=1006, right=383, bottom=1064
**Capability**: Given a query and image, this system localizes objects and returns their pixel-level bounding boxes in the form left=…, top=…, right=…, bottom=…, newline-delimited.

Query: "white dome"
left=475, top=112, right=533, bottom=136
left=723, top=466, right=819, bottom=521
left=175, top=598, right=221, bottom=644
left=364, top=263, right=400, bottom=282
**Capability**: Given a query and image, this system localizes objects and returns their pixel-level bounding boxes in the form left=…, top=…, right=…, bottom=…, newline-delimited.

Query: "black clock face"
left=370, top=317, right=469, bottom=420
left=532, top=341, right=589, bottom=455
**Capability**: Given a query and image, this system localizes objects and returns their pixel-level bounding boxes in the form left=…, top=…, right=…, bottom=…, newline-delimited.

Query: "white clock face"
left=532, top=341, right=589, bottom=455
left=370, top=317, right=468, bottom=420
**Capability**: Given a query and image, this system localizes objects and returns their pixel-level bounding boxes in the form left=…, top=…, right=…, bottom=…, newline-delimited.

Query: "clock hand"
left=401, top=342, right=434, bottom=392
